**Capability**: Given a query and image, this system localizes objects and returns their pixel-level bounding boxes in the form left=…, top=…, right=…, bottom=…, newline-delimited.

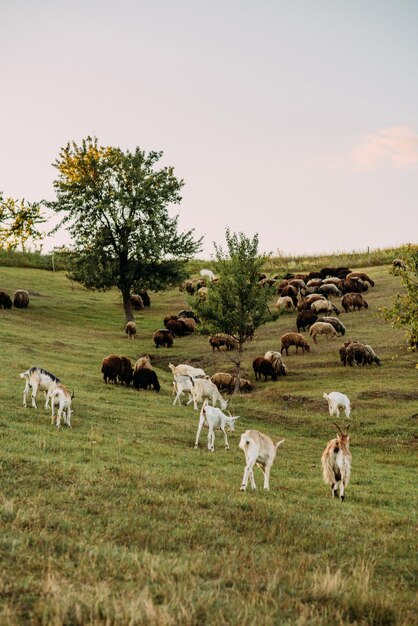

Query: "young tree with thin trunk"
left=191, top=230, right=277, bottom=392
left=49, top=137, right=202, bottom=322
left=0, top=196, right=46, bottom=251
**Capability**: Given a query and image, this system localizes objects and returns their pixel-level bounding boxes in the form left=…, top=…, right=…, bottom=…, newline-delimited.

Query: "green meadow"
left=0, top=262, right=417, bottom=625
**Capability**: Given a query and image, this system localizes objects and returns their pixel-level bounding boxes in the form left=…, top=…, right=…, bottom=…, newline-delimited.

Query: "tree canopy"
left=49, top=137, right=202, bottom=321
left=0, top=195, right=46, bottom=252
left=191, top=230, right=276, bottom=390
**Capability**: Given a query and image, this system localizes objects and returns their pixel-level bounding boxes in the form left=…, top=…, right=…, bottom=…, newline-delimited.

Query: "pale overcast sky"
left=1, top=0, right=417, bottom=258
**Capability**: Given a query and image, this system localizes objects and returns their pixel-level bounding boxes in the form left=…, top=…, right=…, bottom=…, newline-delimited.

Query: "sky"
left=1, top=0, right=418, bottom=259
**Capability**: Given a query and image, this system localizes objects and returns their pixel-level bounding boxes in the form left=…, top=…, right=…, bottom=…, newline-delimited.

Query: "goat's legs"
left=194, top=419, right=205, bottom=449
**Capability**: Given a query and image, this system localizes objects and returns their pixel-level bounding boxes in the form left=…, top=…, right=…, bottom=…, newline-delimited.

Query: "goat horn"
left=333, top=422, right=343, bottom=433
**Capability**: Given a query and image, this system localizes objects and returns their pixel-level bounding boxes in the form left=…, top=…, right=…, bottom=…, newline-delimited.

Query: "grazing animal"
left=165, top=318, right=191, bottom=337
left=321, top=423, right=351, bottom=501
left=137, top=290, right=151, bottom=307
left=211, top=372, right=234, bottom=392
left=20, top=367, right=60, bottom=409
left=239, top=429, right=285, bottom=491
left=188, top=378, right=228, bottom=410
left=323, top=392, right=351, bottom=418
left=101, top=354, right=133, bottom=385
left=125, top=321, right=137, bottom=339
left=209, top=333, right=239, bottom=351
left=393, top=258, right=406, bottom=270
left=317, top=284, right=342, bottom=298
left=130, top=294, right=144, bottom=310
left=253, top=357, right=278, bottom=381
left=310, top=299, right=340, bottom=316
left=178, top=317, right=197, bottom=333
left=50, top=384, right=73, bottom=428
left=316, top=316, right=346, bottom=336
left=177, top=310, right=200, bottom=323
left=339, top=340, right=353, bottom=366
left=133, top=355, right=152, bottom=372
left=172, top=375, right=195, bottom=407
left=338, top=278, right=368, bottom=294
left=263, top=351, right=287, bottom=376
left=13, top=289, right=30, bottom=308
left=341, top=293, right=369, bottom=313
left=346, top=272, right=375, bottom=287
left=228, top=375, right=253, bottom=393
left=200, top=268, right=216, bottom=281
left=280, top=333, right=311, bottom=356
left=153, top=329, right=174, bottom=348
left=194, top=399, right=239, bottom=451
left=276, top=296, right=296, bottom=311
left=0, top=291, right=12, bottom=309
left=296, top=310, right=318, bottom=332
left=346, top=342, right=381, bottom=366
left=132, top=368, right=160, bottom=392
left=309, top=321, right=339, bottom=344
left=169, top=363, right=206, bottom=379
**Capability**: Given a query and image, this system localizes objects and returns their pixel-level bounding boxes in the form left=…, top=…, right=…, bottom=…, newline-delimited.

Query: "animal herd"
left=0, top=288, right=30, bottom=309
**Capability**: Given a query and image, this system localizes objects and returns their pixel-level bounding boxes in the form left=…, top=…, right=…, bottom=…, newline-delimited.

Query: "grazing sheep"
left=0, top=291, right=12, bottom=309
left=169, top=363, right=206, bottom=379
left=50, top=384, right=73, bottom=428
left=317, top=284, right=342, bottom=298
left=323, top=392, right=351, bottom=418
left=321, top=423, right=351, bottom=501
left=346, top=342, right=381, bottom=366
left=228, top=375, right=253, bottom=394
left=177, top=310, right=200, bottom=323
left=252, top=357, right=278, bottom=382
left=197, top=286, right=208, bottom=301
left=346, top=272, right=375, bottom=287
left=341, top=293, right=369, bottom=313
left=339, top=340, right=353, bottom=366
left=13, top=289, right=30, bottom=308
left=338, top=278, right=368, bottom=294
left=133, top=355, right=152, bottom=372
left=310, top=321, right=339, bottom=344
left=20, top=367, right=60, bottom=409
left=209, top=333, right=239, bottom=351
left=200, top=268, right=216, bottom=281
left=322, top=277, right=342, bottom=286
left=393, top=258, right=406, bottom=270
left=165, top=318, right=191, bottom=337
left=320, top=267, right=338, bottom=278
left=132, top=368, right=161, bottom=392
left=264, top=351, right=288, bottom=376
left=137, top=290, right=151, bottom=307
left=280, top=333, right=311, bottom=356
left=125, top=321, right=137, bottom=339
left=316, top=316, right=346, bottom=336
left=276, top=296, right=296, bottom=311
left=364, top=344, right=381, bottom=366
left=239, top=429, right=285, bottom=491
left=153, top=329, right=174, bottom=348
left=101, top=354, right=133, bottom=385
left=130, top=294, right=144, bottom=310
left=296, top=310, right=318, bottom=332
left=310, top=299, right=340, bottom=316
left=194, top=399, right=239, bottom=451
left=211, top=372, right=233, bottom=392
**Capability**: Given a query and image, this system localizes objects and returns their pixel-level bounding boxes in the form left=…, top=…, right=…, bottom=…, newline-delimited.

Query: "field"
left=0, top=264, right=417, bottom=626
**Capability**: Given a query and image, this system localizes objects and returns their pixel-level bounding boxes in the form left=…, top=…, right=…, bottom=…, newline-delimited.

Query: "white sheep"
left=323, top=391, right=351, bottom=418
left=194, top=399, right=239, bottom=451
left=276, top=296, right=295, bottom=311
left=239, top=429, right=285, bottom=491
left=309, top=321, right=339, bottom=344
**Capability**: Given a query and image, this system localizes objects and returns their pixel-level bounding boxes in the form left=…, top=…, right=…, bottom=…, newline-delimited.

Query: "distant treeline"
left=0, top=245, right=413, bottom=275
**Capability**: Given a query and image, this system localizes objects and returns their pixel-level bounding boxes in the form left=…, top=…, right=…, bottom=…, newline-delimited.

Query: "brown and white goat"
left=321, top=423, right=351, bottom=501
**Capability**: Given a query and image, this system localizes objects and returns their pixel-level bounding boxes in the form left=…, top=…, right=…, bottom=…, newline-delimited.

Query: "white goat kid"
left=239, top=429, right=285, bottom=491
left=323, top=392, right=351, bottom=418
left=172, top=375, right=196, bottom=408
left=50, top=384, right=73, bottom=428
left=20, top=367, right=60, bottom=409
left=194, top=399, right=239, bottom=451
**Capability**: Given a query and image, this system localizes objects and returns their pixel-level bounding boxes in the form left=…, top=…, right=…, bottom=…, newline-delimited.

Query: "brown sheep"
left=253, top=357, right=278, bottom=381
left=165, top=318, right=190, bottom=337
left=125, top=321, right=137, bottom=340
left=341, top=293, right=369, bottom=312
left=229, top=375, right=253, bottom=393
left=101, top=354, right=133, bottom=385
left=0, top=291, right=12, bottom=309
left=130, top=294, right=144, bottom=310
left=338, top=278, right=368, bottom=294
left=133, top=355, right=153, bottom=372
left=296, top=310, right=318, bottom=332
left=346, top=342, right=381, bottom=366
left=13, top=289, right=30, bottom=308
left=309, top=321, right=339, bottom=344
left=153, top=329, right=174, bottom=348
left=346, top=272, right=375, bottom=287
left=339, top=340, right=354, bottom=366
left=280, top=332, right=311, bottom=356
left=209, top=333, right=239, bottom=351
left=211, top=372, right=233, bottom=391
left=179, top=317, right=197, bottom=333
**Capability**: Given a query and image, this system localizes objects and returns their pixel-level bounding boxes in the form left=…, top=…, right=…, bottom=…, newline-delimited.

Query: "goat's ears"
left=231, top=416, right=240, bottom=421
left=345, top=423, right=350, bottom=431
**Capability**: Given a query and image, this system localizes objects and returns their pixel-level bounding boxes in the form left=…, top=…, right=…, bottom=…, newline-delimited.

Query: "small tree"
left=191, top=230, right=277, bottom=392
left=0, top=196, right=46, bottom=251
left=49, top=137, right=202, bottom=322
left=381, top=245, right=418, bottom=356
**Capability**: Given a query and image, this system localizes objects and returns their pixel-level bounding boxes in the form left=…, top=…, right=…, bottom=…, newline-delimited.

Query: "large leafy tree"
left=382, top=245, right=418, bottom=356
left=191, top=230, right=277, bottom=392
left=0, top=195, right=46, bottom=251
left=49, top=137, right=202, bottom=321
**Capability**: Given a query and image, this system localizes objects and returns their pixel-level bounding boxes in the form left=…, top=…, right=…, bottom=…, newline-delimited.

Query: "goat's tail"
left=275, top=438, right=285, bottom=450
left=71, top=390, right=75, bottom=399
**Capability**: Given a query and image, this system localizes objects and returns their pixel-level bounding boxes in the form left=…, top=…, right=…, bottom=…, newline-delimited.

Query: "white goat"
left=50, top=384, right=73, bottom=428
left=239, top=429, right=285, bottom=491
left=190, top=378, right=228, bottom=410
left=321, top=423, right=351, bottom=501
left=194, top=399, right=239, bottom=451
left=20, top=367, right=60, bottom=409
left=323, top=392, right=351, bottom=418
left=168, top=363, right=206, bottom=379
left=172, top=375, right=196, bottom=408
left=200, top=268, right=216, bottom=281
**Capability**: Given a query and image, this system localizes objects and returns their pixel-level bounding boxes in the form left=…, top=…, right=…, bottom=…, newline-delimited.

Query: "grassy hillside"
left=0, top=265, right=417, bottom=625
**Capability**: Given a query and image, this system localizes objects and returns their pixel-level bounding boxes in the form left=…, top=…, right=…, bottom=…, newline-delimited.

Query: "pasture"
left=0, top=264, right=417, bottom=625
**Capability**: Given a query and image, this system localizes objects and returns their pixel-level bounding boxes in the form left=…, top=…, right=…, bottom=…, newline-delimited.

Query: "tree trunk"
left=122, top=288, right=134, bottom=323
left=233, top=343, right=244, bottom=394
